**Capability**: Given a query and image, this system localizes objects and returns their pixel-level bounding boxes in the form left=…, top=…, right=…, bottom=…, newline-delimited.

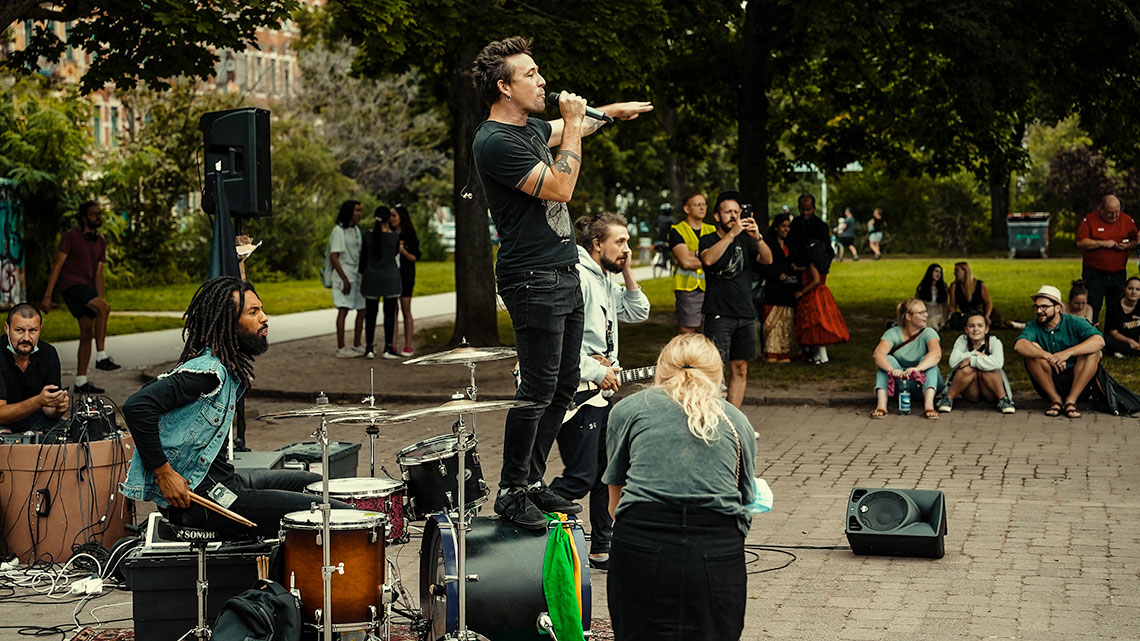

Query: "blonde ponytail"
left=653, top=334, right=731, bottom=443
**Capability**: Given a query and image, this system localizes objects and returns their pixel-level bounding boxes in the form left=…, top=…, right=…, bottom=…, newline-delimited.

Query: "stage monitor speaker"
left=199, top=107, right=271, bottom=218
left=844, top=487, right=946, bottom=559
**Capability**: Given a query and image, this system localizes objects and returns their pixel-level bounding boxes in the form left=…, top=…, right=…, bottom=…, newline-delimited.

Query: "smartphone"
left=740, top=203, right=754, bottom=219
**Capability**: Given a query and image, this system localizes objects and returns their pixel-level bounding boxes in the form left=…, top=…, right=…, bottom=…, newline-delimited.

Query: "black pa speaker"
left=844, top=487, right=947, bottom=559
left=199, top=107, right=271, bottom=218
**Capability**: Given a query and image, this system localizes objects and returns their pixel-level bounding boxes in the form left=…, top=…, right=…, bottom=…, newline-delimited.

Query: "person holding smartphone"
left=0, top=303, right=69, bottom=434
left=1076, top=194, right=1137, bottom=325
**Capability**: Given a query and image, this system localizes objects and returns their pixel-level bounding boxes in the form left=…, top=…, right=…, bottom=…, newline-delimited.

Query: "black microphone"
left=546, top=93, right=614, bottom=125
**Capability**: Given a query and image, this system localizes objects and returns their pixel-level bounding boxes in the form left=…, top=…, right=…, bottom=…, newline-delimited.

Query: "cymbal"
left=404, top=346, right=517, bottom=366
left=258, top=405, right=393, bottom=420
left=326, top=410, right=418, bottom=426
left=388, top=398, right=534, bottom=421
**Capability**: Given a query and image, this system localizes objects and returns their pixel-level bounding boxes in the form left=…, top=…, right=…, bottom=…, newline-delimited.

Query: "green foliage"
left=242, top=117, right=372, bottom=281
left=94, top=82, right=241, bottom=287
left=2, top=1, right=298, bottom=94
left=0, top=74, right=91, bottom=295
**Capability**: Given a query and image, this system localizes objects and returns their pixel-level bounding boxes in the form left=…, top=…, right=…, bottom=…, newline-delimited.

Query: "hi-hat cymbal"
left=325, top=410, right=418, bottom=426
left=258, top=405, right=392, bottom=420
left=388, top=398, right=534, bottom=421
left=404, top=345, right=517, bottom=366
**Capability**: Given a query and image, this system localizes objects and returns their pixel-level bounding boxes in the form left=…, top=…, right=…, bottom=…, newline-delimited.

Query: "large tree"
left=2, top=0, right=297, bottom=93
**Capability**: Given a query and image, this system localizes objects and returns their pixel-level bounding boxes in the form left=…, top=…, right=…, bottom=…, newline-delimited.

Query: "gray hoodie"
left=575, top=244, right=651, bottom=388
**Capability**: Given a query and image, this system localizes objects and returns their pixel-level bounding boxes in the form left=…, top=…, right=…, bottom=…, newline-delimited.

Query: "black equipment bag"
left=1093, top=365, right=1140, bottom=417
left=212, top=579, right=302, bottom=641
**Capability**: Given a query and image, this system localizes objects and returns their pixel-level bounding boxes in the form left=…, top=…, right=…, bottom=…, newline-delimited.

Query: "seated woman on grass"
left=914, top=263, right=949, bottom=330
left=1104, top=276, right=1140, bottom=357
left=871, top=299, right=942, bottom=420
left=1065, top=279, right=1095, bottom=326
left=937, top=312, right=1016, bottom=414
left=946, top=261, right=1022, bottom=330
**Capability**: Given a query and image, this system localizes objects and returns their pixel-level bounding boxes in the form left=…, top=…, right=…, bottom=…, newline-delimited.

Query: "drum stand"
left=442, top=409, right=479, bottom=640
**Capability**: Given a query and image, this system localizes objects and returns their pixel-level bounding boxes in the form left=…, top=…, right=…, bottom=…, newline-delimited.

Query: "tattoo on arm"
left=552, top=149, right=581, bottom=175
left=529, top=166, right=547, bottom=197
left=583, top=120, right=605, bottom=135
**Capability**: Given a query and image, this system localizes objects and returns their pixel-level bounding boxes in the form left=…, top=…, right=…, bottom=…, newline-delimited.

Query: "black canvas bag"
left=212, top=578, right=302, bottom=641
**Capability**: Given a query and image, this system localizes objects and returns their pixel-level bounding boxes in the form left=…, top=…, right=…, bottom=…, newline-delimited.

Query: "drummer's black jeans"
left=496, top=266, right=584, bottom=489
left=163, top=470, right=353, bottom=538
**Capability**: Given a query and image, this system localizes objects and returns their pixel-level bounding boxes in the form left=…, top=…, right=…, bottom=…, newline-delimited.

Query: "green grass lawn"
left=106, top=261, right=456, bottom=313
left=41, top=312, right=185, bottom=343
left=412, top=256, right=1140, bottom=397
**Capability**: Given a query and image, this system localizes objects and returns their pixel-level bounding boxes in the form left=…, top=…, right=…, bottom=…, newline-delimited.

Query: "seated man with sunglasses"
left=1014, top=285, right=1104, bottom=418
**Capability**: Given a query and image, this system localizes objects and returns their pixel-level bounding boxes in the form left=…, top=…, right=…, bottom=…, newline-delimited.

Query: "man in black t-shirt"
left=0, top=304, right=69, bottom=434
left=699, top=191, right=773, bottom=408
left=470, top=36, right=652, bottom=529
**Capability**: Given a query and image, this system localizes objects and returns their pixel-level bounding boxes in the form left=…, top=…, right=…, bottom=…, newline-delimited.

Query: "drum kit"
left=258, top=342, right=590, bottom=641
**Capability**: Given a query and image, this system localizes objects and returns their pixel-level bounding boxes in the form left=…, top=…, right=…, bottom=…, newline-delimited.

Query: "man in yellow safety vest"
left=668, top=191, right=717, bottom=333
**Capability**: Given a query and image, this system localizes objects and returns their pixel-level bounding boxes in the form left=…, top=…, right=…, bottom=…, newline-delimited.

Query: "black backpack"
left=212, top=579, right=302, bottom=641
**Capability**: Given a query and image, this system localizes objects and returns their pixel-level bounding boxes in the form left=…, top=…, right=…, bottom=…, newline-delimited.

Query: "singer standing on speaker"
left=470, top=36, right=652, bottom=529
left=0, top=303, right=69, bottom=434
left=120, top=277, right=352, bottom=537
left=605, top=333, right=756, bottom=640
left=41, top=200, right=121, bottom=395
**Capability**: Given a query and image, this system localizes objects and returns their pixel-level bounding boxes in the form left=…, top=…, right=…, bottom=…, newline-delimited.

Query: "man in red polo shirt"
left=1076, top=194, right=1137, bottom=326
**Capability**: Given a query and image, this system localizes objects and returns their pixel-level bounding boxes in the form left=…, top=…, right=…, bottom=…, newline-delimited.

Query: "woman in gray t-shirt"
left=604, top=333, right=757, bottom=640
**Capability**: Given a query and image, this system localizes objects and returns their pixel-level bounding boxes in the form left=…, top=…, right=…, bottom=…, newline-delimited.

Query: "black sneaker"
left=528, top=486, right=583, bottom=514
left=588, top=554, right=610, bottom=571
left=494, top=489, right=547, bottom=530
left=95, top=357, right=121, bottom=371
left=75, top=381, right=105, bottom=394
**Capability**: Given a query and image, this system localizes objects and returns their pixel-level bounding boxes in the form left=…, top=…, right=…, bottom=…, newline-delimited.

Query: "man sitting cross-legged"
left=1014, top=285, right=1104, bottom=419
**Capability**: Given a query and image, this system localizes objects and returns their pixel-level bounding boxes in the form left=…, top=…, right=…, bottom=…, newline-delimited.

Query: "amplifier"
left=0, top=432, right=38, bottom=445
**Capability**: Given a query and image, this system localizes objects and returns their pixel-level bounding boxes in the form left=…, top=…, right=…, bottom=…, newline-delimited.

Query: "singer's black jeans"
left=496, top=266, right=583, bottom=489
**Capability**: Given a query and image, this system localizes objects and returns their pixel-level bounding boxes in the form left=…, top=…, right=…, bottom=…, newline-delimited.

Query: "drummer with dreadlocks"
left=121, top=276, right=351, bottom=537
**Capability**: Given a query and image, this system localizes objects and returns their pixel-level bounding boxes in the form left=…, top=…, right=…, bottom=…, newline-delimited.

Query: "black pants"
left=608, top=503, right=746, bottom=641
left=550, top=399, right=612, bottom=554
left=1105, top=334, right=1140, bottom=357
left=365, top=296, right=398, bottom=352
left=163, top=470, right=353, bottom=538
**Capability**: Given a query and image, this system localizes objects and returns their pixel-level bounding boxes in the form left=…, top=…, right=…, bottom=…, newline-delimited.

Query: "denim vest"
left=120, top=349, right=241, bottom=508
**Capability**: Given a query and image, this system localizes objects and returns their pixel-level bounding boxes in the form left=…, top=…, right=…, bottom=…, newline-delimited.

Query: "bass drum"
left=419, top=515, right=591, bottom=641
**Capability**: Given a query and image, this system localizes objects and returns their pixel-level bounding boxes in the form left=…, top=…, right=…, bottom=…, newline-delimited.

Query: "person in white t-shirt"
left=328, top=200, right=366, bottom=358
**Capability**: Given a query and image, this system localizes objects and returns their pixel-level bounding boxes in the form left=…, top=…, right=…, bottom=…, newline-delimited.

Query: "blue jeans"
left=1082, top=265, right=1126, bottom=327
left=497, top=266, right=584, bottom=489
left=874, top=355, right=942, bottom=392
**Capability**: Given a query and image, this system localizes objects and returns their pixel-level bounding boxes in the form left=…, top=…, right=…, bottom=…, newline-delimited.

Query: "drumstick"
left=256, top=555, right=269, bottom=580
left=188, top=492, right=257, bottom=528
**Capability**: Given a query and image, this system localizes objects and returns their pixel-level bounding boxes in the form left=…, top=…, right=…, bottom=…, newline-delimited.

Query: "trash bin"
left=1007, top=212, right=1050, bottom=258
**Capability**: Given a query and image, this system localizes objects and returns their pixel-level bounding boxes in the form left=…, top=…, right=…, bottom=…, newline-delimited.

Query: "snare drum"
left=304, top=477, right=408, bottom=544
left=281, top=509, right=388, bottom=629
left=420, top=514, right=591, bottom=641
left=397, top=434, right=489, bottom=520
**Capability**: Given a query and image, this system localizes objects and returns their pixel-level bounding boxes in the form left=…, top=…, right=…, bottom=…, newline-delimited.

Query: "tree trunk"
left=739, top=0, right=771, bottom=229
left=989, top=161, right=1010, bottom=252
left=447, top=46, right=499, bottom=347
left=659, top=103, right=685, bottom=205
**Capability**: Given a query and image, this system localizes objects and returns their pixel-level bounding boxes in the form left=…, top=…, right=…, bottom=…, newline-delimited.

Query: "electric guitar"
left=563, top=365, right=656, bottom=424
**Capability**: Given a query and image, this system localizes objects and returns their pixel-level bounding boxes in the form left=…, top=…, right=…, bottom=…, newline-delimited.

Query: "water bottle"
left=898, top=379, right=911, bottom=415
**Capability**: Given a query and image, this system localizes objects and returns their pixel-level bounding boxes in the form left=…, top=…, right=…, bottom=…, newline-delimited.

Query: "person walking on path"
left=391, top=205, right=421, bottom=356
left=1076, top=194, right=1136, bottom=326
left=328, top=200, right=366, bottom=358
left=669, top=191, right=716, bottom=334
left=360, top=206, right=404, bottom=359
left=836, top=206, right=859, bottom=261
left=41, top=200, right=120, bottom=394
left=867, top=207, right=886, bottom=260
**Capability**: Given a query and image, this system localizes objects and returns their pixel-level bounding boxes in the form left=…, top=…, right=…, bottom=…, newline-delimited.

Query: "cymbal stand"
left=444, top=410, right=478, bottom=640
left=464, top=360, right=480, bottom=439
left=362, top=368, right=380, bottom=476
left=307, top=392, right=336, bottom=641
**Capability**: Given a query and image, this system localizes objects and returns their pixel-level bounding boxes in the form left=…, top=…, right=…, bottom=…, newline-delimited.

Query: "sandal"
left=870, top=408, right=888, bottom=419
left=1044, top=402, right=1063, bottom=417
left=1064, top=403, right=1082, bottom=419
left=924, top=408, right=939, bottom=420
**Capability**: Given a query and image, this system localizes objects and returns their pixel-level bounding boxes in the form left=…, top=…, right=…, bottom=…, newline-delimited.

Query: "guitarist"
left=550, top=213, right=650, bottom=571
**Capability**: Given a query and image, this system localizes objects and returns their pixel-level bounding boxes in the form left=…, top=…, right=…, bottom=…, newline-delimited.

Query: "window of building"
left=93, top=113, right=101, bottom=147
left=110, top=107, right=119, bottom=147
